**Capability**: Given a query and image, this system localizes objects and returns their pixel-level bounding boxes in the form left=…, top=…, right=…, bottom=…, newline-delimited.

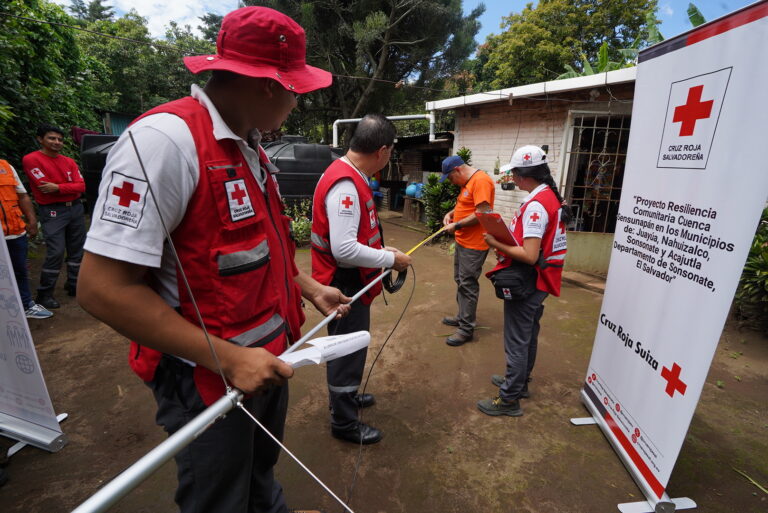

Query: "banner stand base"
left=570, top=417, right=597, bottom=426
left=4, top=412, right=68, bottom=458
left=618, top=498, right=696, bottom=512
left=570, top=412, right=697, bottom=512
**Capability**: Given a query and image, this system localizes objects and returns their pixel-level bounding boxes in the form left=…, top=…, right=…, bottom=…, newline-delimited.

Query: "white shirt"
left=324, top=158, right=394, bottom=269
left=84, top=85, right=268, bottom=305
left=511, top=183, right=549, bottom=239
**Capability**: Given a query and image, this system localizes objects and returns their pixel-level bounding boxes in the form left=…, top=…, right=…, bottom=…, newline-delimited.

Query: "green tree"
left=197, top=12, right=222, bottom=44
left=0, top=0, right=102, bottom=165
left=239, top=0, right=483, bottom=142
left=69, top=0, right=114, bottom=22
left=479, top=0, right=656, bottom=89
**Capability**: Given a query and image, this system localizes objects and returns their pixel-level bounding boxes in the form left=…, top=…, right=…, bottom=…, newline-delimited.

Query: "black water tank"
left=80, top=134, right=118, bottom=214
left=265, top=137, right=342, bottom=200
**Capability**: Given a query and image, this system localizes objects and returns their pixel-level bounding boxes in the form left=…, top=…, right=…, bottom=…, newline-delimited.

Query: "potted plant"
left=497, top=172, right=516, bottom=191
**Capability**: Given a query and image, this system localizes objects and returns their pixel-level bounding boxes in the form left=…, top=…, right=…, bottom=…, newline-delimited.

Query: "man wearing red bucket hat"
left=78, top=7, right=348, bottom=512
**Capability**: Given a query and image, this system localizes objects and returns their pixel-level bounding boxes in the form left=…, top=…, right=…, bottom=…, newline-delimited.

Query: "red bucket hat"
left=184, top=6, right=332, bottom=94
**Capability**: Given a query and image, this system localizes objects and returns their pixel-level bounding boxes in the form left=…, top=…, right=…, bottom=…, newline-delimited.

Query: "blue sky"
left=52, top=0, right=757, bottom=42
left=464, top=0, right=758, bottom=45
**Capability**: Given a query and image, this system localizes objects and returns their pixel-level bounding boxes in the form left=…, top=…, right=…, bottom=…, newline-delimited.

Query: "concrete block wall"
left=453, top=101, right=571, bottom=220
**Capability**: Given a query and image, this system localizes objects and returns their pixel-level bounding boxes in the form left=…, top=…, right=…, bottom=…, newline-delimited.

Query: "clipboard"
left=476, top=211, right=520, bottom=246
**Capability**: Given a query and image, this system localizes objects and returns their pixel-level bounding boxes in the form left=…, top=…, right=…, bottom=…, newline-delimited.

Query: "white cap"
left=500, top=145, right=547, bottom=173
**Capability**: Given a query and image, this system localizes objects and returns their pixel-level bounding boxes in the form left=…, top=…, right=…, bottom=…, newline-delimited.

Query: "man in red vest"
left=311, top=114, right=411, bottom=444
left=22, top=124, right=86, bottom=309
left=78, top=7, right=349, bottom=512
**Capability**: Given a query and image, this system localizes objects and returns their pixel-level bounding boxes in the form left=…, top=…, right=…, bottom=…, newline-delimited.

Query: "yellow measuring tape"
left=405, top=225, right=447, bottom=255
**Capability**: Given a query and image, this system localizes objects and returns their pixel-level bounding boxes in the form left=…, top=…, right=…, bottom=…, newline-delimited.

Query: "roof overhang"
left=425, top=67, right=636, bottom=111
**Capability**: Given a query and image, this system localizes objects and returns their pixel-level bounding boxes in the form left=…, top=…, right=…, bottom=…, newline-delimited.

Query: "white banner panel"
left=582, top=2, right=768, bottom=503
left=0, top=227, right=65, bottom=451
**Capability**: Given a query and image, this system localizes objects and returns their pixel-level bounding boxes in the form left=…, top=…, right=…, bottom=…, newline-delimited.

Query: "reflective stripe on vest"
left=217, top=240, right=270, bottom=276
left=230, top=313, right=286, bottom=347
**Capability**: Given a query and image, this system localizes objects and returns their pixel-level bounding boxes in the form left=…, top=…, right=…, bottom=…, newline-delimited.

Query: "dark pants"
left=499, top=289, right=548, bottom=402
left=6, top=234, right=33, bottom=309
left=453, top=243, right=489, bottom=336
left=38, top=201, right=86, bottom=294
left=149, top=356, right=289, bottom=513
left=326, top=268, right=371, bottom=431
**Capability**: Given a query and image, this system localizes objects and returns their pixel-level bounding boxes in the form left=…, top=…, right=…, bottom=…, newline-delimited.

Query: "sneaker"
left=25, top=303, right=54, bottom=319
left=441, top=316, right=459, bottom=327
left=491, top=375, right=530, bottom=398
left=477, top=396, right=523, bottom=417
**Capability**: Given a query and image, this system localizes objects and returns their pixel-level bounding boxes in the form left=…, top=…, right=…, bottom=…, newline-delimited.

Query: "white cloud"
left=661, top=4, right=675, bottom=16
left=52, top=0, right=234, bottom=38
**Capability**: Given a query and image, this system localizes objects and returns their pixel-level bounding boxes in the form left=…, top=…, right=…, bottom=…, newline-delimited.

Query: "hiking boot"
left=25, top=303, right=54, bottom=320
left=354, top=393, right=375, bottom=408
left=446, top=332, right=473, bottom=346
left=477, top=396, right=523, bottom=417
left=331, top=422, right=383, bottom=445
left=65, top=282, right=77, bottom=297
left=36, top=294, right=60, bottom=310
left=441, top=316, right=459, bottom=327
left=491, top=375, right=530, bottom=398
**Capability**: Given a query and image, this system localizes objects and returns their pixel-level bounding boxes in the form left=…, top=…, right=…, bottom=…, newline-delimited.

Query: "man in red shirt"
left=22, top=124, right=86, bottom=309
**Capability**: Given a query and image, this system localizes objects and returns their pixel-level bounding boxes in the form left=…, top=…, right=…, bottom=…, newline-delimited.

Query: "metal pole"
left=72, top=389, right=243, bottom=513
left=331, top=114, right=431, bottom=147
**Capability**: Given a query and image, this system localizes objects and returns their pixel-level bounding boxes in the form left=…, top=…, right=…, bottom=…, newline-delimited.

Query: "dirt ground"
left=1, top=219, right=766, bottom=513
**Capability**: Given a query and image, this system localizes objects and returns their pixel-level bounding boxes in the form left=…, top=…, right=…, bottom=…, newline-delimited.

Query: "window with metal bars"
left=564, top=114, right=631, bottom=233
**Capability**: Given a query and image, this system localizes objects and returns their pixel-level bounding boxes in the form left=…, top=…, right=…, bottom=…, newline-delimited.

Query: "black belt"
left=45, top=199, right=81, bottom=207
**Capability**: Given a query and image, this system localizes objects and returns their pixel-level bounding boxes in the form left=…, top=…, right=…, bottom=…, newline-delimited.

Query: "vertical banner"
left=0, top=227, right=66, bottom=452
left=581, top=1, right=768, bottom=506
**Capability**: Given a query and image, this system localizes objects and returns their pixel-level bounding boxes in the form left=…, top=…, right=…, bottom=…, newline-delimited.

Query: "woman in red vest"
left=478, top=145, right=571, bottom=417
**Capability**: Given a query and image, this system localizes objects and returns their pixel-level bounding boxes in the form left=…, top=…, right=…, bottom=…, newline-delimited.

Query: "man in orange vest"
left=1, top=158, right=53, bottom=319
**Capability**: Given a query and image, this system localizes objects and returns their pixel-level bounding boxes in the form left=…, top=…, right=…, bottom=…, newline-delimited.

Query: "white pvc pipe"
left=332, top=114, right=433, bottom=147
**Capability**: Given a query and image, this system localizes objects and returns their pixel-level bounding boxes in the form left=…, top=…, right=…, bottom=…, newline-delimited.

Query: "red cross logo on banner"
left=530, top=212, right=540, bottom=222
left=342, top=196, right=354, bottom=208
left=230, top=183, right=247, bottom=205
left=661, top=362, right=688, bottom=398
left=112, top=181, right=141, bottom=207
left=672, top=85, right=713, bottom=136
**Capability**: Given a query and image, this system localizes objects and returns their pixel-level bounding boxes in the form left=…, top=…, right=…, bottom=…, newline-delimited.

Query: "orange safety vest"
left=0, top=160, right=26, bottom=237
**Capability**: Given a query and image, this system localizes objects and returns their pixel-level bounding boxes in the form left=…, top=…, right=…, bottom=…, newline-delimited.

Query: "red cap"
left=184, top=7, right=332, bottom=94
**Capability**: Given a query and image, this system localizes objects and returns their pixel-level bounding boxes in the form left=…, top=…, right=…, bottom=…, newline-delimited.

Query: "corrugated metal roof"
left=425, top=67, right=636, bottom=111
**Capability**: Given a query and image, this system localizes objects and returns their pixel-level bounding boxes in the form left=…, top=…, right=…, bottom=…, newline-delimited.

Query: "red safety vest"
left=488, top=186, right=567, bottom=296
left=127, top=97, right=304, bottom=405
left=311, top=159, right=383, bottom=305
left=0, top=160, right=25, bottom=237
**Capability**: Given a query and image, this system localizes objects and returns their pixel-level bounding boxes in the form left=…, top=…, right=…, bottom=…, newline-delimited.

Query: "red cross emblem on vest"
left=342, top=196, right=354, bottom=208
left=673, top=85, right=713, bottom=137
left=113, top=181, right=141, bottom=207
left=661, top=362, right=687, bottom=398
left=231, top=183, right=247, bottom=205
left=529, top=212, right=540, bottom=222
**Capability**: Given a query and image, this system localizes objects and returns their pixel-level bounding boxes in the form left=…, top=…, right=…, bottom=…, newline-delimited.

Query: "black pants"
left=149, top=356, right=289, bottom=513
left=37, top=201, right=86, bottom=294
left=499, top=290, right=548, bottom=402
left=326, top=268, right=371, bottom=431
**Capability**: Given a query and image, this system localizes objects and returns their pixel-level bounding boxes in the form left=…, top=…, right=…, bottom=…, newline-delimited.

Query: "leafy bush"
left=422, top=172, right=460, bottom=234
left=456, top=146, right=472, bottom=165
left=284, top=199, right=312, bottom=246
left=734, top=207, right=768, bottom=330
